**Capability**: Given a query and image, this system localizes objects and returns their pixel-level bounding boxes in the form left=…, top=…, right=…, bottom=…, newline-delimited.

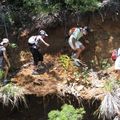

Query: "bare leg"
left=4, top=65, right=9, bottom=80
left=76, top=46, right=85, bottom=59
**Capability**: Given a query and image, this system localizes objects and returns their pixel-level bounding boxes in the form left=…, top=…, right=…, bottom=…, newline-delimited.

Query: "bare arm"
left=40, top=37, right=50, bottom=47
left=3, top=51, right=10, bottom=68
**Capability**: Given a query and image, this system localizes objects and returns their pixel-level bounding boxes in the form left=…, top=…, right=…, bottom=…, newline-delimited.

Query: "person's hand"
left=85, top=40, right=89, bottom=44
left=47, top=44, right=50, bottom=47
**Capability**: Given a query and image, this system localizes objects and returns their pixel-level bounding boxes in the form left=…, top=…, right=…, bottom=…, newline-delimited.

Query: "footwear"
left=3, top=79, right=9, bottom=85
left=71, top=53, right=77, bottom=59
left=32, top=70, right=39, bottom=75
left=73, top=59, right=81, bottom=67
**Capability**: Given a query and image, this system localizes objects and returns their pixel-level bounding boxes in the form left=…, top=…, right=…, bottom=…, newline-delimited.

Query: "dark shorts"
left=29, top=45, right=43, bottom=65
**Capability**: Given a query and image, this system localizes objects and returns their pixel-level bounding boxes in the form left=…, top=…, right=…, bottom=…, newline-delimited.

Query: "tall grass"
left=0, top=83, right=27, bottom=108
left=99, top=77, right=120, bottom=120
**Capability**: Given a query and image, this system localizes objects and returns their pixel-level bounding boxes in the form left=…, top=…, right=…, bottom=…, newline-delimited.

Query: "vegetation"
left=48, top=104, right=85, bottom=120
left=0, top=69, right=4, bottom=80
left=99, top=78, right=120, bottom=119
left=10, top=43, right=17, bottom=48
left=99, top=59, right=111, bottom=70
left=0, top=83, right=27, bottom=108
left=59, top=55, right=72, bottom=70
left=6, top=0, right=101, bottom=14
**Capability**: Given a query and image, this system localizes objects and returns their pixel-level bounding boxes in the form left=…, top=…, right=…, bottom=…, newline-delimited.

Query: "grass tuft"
left=0, top=83, right=27, bottom=108
left=99, top=77, right=120, bottom=119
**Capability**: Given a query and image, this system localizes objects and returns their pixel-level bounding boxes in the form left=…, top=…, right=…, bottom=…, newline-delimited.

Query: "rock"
left=74, top=85, right=84, bottom=91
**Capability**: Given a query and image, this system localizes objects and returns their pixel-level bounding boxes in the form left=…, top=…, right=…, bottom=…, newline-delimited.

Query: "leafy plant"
left=0, top=69, right=4, bottom=80
left=59, top=55, right=71, bottom=70
left=64, top=0, right=100, bottom=12
left=103, top=80, right=114, bottom=92
left=22, top=0, right=100, bottom=13
left=81, top=68, right=89, bottom=83
left=48, top=104, right=86, bottom=120
left=0, top=83, right=27, bottom=108
left=99, top=59, right=111, bottom=70
left=10, top=43, right=17, bottom=48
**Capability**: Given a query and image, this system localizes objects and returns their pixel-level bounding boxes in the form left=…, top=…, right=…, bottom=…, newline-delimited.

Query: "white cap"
left=1, top=38, right=9, bottom=45
left=39, top=30, right=48, bottom=36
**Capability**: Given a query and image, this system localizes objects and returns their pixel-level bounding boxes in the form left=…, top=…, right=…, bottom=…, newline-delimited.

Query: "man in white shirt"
left=28, top=30, right=50, bottom=75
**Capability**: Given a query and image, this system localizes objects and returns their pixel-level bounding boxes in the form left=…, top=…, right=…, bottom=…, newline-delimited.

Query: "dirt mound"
left=11, top=54, right=116, bottom=100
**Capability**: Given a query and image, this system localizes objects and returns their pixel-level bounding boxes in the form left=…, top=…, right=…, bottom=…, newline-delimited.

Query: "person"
left=114, top=48, right=120, bottom=80
left=68, top=26, right=90, bottom=60
left=0, top=38, right=11, bottom=84
left=28, top=30, right=50, bottom=75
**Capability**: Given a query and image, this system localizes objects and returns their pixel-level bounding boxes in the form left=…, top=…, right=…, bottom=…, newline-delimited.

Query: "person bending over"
left=28, top=30, right=50, bottom=75
left=68, top=26, right=90, bottom=59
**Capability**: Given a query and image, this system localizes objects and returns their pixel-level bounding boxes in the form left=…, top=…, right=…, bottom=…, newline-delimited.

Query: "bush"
left=0, top=69, right=4, bottom=80
left=48, top=104, right=85, bottom=120
left=22, top=0, right=100, bottom=13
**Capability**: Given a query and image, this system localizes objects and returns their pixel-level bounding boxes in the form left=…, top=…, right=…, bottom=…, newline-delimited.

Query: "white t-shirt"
left=28, top=35, right=43, bottom=49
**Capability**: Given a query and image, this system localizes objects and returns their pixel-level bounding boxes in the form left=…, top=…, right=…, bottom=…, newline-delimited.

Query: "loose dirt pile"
left=11, top=54, right=116, bottom=100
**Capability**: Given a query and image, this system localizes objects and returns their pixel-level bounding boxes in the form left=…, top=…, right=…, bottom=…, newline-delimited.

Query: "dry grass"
left=99, top=77, right=120, bottom=119
left=0, top=83, right=28, bottom=108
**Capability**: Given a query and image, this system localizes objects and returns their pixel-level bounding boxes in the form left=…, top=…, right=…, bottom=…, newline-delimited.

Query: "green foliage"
left=64, top=0, right=100, bottom=12
left=104, top=80, right=114, bottom=92
left=81, top=68, right=89, bottom=81
left=48, top=104, right=85, bottom=120
left=22, top=0, right=100, bottom=13
left=103, top=77, right=118, bottom=92
left=100, top=59, right=111, bottom=70
left=0, top=69, right=4, bottom=80
left=10, top=43, right=17, bottom=48
left=59, top=55, right=71, bottom=70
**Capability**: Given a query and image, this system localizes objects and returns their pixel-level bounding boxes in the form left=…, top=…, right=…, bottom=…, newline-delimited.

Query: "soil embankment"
left=0, top=7, right=120, bottom=120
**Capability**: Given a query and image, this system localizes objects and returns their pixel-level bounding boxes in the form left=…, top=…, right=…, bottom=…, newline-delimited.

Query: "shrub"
left=48, top=104, right=85, bottom=120
left=59, top=55, right=72, bottom=70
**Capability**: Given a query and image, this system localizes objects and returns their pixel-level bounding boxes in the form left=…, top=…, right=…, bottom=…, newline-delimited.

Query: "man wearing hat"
left=0, top=38, right=10, bottom=84
left=28, top=30, right=50, bottom=75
